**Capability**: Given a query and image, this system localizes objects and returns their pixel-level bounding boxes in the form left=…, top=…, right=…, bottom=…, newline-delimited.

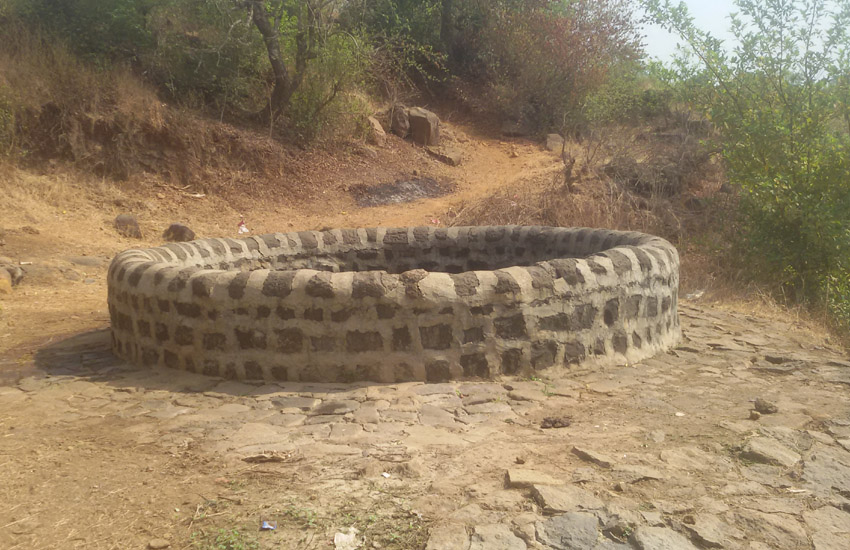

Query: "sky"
left=641, top=0, right=738, bottom=61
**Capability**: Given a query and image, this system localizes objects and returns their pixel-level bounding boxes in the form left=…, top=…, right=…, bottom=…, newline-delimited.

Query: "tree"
left=242, top=0, right=340, bottom=122
left=644, top=0, right=850, bottom=325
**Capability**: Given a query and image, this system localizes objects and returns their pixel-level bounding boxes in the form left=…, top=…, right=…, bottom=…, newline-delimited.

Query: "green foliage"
left=284, top=32, right=371, bottom=142
left=3, top=0, right=645, bottom=141
left=584, top=65, right=672, bottom=124
left=349, top=0, right=443, bottom=48
left=144, top=0, right=268, bottom=111
left=10, top=0, right=154, bottom=62
left=645, top=0, right=850, bottom=329
left=823, top=268, right=850, bottom=330
left=340, top=1, right=448, bottom=100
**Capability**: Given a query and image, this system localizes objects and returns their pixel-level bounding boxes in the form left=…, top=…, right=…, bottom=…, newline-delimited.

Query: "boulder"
left=114, top=214, right=142, bottom=239
left=391, top=107, right=410, bottom=138
left=162, top=223, right=195, bottom=242
left=546, top=134, right=565, bottom=152
left=2, top=264, right=24, bottom=286
left=367, top=116, right=387, bottom=147
left=408, top=107, right=440, bottom=146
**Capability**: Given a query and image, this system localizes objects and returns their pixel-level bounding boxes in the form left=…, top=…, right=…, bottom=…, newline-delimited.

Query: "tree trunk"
left=247, top=0, right=294, bottom=121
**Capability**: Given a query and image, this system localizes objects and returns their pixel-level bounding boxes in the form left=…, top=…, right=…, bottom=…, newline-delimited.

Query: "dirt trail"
left=2, top=123, right=850, bottom=550
left=0, top=122, right=560, bottom=359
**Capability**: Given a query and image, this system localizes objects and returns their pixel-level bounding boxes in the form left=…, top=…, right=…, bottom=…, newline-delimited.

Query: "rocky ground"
left=1, top=118, right=849, bottom=549
left=1, top=302, right=849, bottom=549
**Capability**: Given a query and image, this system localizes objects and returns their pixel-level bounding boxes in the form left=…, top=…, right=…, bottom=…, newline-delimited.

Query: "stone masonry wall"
left=107, top=226, right=681, bottom=382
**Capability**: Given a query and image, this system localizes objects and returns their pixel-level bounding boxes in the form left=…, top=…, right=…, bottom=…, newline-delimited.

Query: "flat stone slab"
left=311, top=400, right=360, bottom=415
left=683, top=514, right=741, bottom=548
left=506, top=469, right=564, bottom=488
left=572, top=447, right=615, bottom=468
left=741, top=437, right=801, bottom=468
left=271, top=396, right=320, bottom=411
left=426, top=524, right=470, bottom=550
left=535, top=512, right=599, bottom=550
left=612, top=464, right=666, bottom=483
left=469, top=524, right=526, bottom=550
left=414, top=383, right=458, bottom=396
left=532, top=484, right=604, bottom=514
left=632, top=527, right=699, bottom=550
left=803, top=506, right=850, bottom=550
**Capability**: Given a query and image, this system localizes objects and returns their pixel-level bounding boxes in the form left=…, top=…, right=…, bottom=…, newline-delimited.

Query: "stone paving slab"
left=3, top=303, right=850, bottom=549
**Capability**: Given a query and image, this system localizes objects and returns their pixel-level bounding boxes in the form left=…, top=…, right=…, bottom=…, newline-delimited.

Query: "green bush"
left=645, top=0, right=850, bottom=329
left=143, top=0, right=267, bottom=112
left=584, top=66, right=672, bottom=124
left=284, top=32, right=371, bottom=142
left=10, top=0, right=154, bottom=62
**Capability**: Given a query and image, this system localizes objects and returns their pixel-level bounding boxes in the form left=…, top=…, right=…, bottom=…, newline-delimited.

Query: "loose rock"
left=271, top=396, right=319, bottom=411
left=740, top=437, right=801, bottom=468
left=753, top=398, right=778, bottom=414
left=532, top=484, right=604, bottom=514
left=2, top=263, right=24, bottom=286
left=367, top=116, right=387, bottom=147
left=571, top=446, right=615, bottom=468
left=162, top=223, right=195, bottom=242
left=541, top=416, right=571, bottom=429
left=408, top=107, right=440, bottom=146
left=506, top=469, right=564, bottom=488
left=311, top=400, right=360, bottom=415
left=148, top=539, right=171, bottom=549
left=546, top=134, right=565, bottom=152
left=114, top=214, right=142, bottom=238
left=0, top=271, right=11, bottom=294
left=391, top=106, right=410, bottom=137
left=426, top=146, right=462, bottom=166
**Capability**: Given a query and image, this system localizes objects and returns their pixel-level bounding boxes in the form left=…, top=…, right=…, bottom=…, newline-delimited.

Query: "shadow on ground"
left=32, top=327, right=396, bottom=397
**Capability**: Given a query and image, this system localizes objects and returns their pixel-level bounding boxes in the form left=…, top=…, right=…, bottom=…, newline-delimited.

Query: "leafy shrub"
left=284, top=32, right=372, bottom=143
left=584, top=67, right=672, bottom=124
left=10, top=0, right=154, bottom=63
left=646, top=0, right=850, bottom=328
left=143, top=0, right=267, bottom=112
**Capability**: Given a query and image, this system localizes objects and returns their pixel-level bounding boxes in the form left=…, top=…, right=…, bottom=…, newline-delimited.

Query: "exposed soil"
left=350, top=177, right=454, bottom=207
left=1, top=120, right=849, bottom=550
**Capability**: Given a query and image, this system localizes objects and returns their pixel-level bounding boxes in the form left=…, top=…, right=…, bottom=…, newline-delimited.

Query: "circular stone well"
left=108, top=226, right=680, bottom=382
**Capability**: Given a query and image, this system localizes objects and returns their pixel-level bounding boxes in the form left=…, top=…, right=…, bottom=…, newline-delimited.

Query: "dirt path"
left=2, top=124, right=850, bottom=549
left=0, top=123, right=561, bottom=360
